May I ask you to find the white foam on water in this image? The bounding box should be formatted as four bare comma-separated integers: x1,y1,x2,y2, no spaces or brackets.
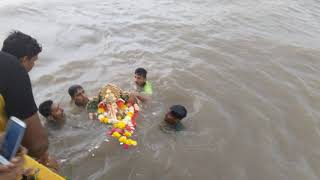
0,0,43,7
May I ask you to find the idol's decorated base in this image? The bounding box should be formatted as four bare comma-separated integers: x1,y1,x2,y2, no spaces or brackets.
86,84,140,149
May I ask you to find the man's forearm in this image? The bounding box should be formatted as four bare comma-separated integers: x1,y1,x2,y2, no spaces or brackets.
137,92,151,102
22,113,49,159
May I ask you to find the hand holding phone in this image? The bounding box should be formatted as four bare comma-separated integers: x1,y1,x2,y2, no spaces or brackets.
0,141,25,179
0,117,26,164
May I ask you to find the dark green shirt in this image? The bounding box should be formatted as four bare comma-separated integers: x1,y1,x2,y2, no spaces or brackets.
159,121,185,133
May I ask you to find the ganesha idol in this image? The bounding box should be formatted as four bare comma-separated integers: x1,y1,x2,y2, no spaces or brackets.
86,84,140,149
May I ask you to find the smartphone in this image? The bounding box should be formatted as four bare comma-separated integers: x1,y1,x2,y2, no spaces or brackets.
0,116,26,163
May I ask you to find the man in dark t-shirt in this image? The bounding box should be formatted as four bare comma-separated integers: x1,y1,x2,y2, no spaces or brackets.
0,31,49,166
160,105,187,132
0,52,38,124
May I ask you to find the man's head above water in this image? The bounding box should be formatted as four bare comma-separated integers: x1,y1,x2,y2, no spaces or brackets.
164,105,187,125
1,31,42,72
134,67,147,87
39,100,65,121
68,84,89,107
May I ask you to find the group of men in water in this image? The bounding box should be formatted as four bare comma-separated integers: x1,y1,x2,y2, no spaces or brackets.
0,31,187,179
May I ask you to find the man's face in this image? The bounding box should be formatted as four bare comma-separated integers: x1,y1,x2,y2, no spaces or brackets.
164,111,179,125
134,74,146,87
50,103,65,121
20,55,38,72
73,88,89,107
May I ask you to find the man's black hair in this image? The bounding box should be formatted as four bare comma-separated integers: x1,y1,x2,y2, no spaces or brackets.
170,105,187,120
39,100,53,118
135,68,147,78
1,31,42,59
68,84,83,98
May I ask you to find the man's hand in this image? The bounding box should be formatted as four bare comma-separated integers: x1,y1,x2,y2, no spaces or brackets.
37,151,60,172
129,90,151,103
46,157,59,172
0,133,26,179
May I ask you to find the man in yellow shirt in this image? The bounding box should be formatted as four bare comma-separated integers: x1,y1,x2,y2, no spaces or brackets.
132,68,153,102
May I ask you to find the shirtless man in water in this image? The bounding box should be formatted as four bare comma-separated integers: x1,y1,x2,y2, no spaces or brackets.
68,84,99,120
68,85,89,107
39,100,65,129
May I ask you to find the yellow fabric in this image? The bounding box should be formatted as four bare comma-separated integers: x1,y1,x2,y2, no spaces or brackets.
0,95,65,179
0,94,7,132
23,155,66,180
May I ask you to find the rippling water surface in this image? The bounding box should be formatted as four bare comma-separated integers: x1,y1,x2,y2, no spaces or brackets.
1,0,320,179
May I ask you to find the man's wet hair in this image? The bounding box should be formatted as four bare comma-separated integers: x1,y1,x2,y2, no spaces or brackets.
135,68,147,78
39,100,53,118
68,84,83,98
1,31,42,59
170,105,187,120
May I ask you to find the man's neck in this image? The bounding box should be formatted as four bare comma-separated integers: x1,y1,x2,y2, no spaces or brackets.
75,102,87,108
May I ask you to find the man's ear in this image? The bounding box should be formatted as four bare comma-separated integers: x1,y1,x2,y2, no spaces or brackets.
48,115,54,121
20,56,29,64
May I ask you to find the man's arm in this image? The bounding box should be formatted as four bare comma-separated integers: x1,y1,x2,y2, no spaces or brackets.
136,92,151,102
137,81,152,102
130,91,151,103
22,113,48,159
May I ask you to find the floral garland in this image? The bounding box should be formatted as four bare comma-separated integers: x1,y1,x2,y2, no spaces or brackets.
95,84,139,149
